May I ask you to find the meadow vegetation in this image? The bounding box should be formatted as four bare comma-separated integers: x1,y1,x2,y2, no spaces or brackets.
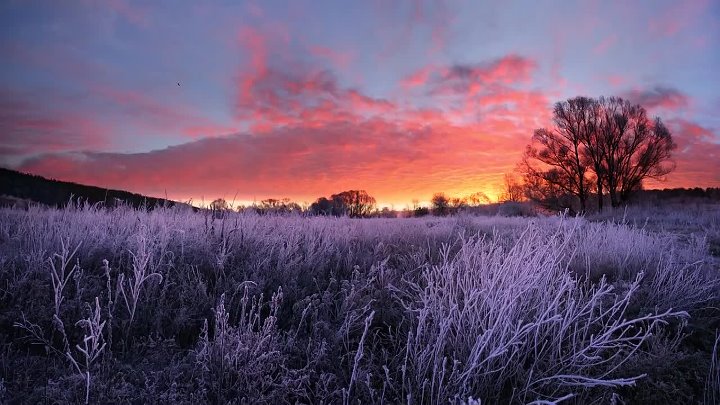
0,202,718,404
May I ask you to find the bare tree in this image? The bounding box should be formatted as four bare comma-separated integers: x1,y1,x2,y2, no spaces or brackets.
522,96,676,211
450,197,467,211
522,99,592,212
466,191,491,206
570,97,605,211
431,193,450,216
595,97,676,207
256,198,302,214
411,199,420,211
309,197,334,216
521,167,581,214
329,190,377,217
499,174,524,203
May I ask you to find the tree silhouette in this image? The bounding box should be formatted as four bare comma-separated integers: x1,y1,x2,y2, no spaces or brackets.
310,190,376,217
499,174,524,203
593,97,676,207
330,190,376,217
309,197,334,216
431,193,450,216
522,98,592,212
256,198,302,214
450,197,468,211
465,191,491,206
522,96,676,212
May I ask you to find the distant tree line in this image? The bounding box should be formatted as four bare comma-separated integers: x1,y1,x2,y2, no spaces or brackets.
207,189,505,218
210,197,303,217
427,191,491,216
208,190,378,218
629,187,720,204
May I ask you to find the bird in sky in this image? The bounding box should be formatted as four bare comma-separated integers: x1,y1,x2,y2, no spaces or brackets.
177,82,181,86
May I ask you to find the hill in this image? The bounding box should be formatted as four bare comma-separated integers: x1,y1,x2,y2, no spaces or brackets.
0,167,189,209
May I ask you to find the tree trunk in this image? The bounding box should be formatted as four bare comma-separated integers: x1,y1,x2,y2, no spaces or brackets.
609,188,619,208
596,178,603,212
606,173,619,208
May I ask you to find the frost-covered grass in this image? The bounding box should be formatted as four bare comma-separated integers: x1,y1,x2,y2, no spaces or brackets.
0,203,718,404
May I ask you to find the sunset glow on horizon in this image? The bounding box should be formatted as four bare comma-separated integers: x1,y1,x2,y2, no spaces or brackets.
1,0,719,206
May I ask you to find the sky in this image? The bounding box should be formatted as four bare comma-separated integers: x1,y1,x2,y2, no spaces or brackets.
1,0,719,207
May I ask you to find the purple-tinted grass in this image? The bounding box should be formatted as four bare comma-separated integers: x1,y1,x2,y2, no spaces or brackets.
0,202,718,403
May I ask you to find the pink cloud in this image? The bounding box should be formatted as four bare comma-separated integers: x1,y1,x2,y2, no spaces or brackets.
647,119,720,187
2,40,233,142
90,85,234,138
238,26,269,75
309,46,354,70
346,90,395,115
401,66,434,89
430,55,537,96
593,34,618,54
234,27,402,129
622,86,690,111
606,75,625,87
0,90,109,164
648,0,709,37
182,125,238,138
7,27,557,203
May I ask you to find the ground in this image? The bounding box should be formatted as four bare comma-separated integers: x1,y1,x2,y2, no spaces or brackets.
0,203,718,404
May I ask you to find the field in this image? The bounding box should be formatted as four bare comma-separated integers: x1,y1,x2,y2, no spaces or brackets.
0,203,719,404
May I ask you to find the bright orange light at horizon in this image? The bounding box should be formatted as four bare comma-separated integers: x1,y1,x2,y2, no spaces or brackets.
166,184,504,211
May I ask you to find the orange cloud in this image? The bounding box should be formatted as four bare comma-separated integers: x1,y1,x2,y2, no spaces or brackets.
19,118,531,206
645,118,720,188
